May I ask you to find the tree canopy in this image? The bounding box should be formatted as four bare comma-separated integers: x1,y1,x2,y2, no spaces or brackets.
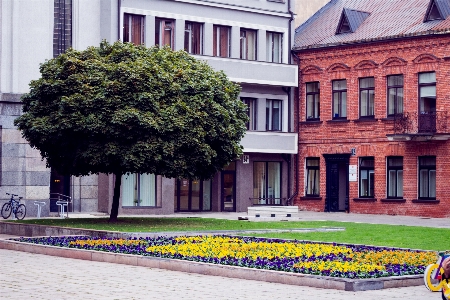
15,40,248,221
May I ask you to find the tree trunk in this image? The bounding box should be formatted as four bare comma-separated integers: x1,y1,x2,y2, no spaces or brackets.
109,172,122,222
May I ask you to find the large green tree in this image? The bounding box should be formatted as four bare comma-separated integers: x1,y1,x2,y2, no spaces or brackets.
15,41,247,222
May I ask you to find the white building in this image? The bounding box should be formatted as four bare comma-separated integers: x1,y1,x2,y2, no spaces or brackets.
0,0,335,216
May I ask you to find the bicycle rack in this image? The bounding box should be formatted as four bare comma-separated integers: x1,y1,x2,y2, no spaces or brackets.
50,193,71,219
33,201,46,219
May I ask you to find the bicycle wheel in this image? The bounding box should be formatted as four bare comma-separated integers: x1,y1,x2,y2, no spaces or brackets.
1,203,11,219
424,263,444,292
14,204,26,220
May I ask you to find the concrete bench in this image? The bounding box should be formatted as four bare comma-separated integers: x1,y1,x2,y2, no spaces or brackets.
247,206,299,220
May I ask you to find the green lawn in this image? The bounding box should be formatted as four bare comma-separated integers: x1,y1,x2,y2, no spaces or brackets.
11,217,450,251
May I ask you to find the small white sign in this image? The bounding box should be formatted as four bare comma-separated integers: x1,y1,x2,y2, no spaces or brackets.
242,155,249,164
349,165,357,182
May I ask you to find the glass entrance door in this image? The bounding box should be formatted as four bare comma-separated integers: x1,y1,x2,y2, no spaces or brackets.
221,171,235,212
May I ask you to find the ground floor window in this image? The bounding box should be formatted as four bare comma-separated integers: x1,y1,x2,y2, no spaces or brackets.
359,157,374,198
122,173,156,206
175,179,211,211
419,156,436,199
387,157,403,198
306,158,320,196
253,161,281,204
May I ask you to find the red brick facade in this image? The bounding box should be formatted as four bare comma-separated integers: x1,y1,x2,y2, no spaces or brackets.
294,35,450,218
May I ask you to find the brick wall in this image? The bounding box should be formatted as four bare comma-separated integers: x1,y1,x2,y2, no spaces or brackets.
294,34,450,218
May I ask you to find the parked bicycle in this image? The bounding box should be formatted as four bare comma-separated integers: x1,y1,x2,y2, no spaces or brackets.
1,193,26,220
424,253,450,292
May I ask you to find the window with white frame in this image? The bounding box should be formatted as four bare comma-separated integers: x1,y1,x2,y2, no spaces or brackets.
242,98,257,131
184,22,203,55
306,158,320,196
266,32,282,63
306,82,320,121
123,14,144,45
359,157,374,198
359,77,375,118
418,156,436,200
122,173,157,207
387,75,404,117
332,79,347,119
266,99,282,131
155,18,174,49
213,25,230,58
240,28,257,60
387,157,403,198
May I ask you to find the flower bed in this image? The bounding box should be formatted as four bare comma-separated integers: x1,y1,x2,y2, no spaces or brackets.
15,235,437,279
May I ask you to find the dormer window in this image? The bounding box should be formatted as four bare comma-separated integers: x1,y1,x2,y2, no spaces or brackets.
424,0,450,22
336,8,370,34
428,2,442,20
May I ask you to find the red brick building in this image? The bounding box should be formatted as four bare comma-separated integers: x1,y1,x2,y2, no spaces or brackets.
292,0,450,217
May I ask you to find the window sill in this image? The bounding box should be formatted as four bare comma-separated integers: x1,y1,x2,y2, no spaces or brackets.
327,119,350,123
300,196,322,201
353,198,377,202
354,118,378,123
380,198,406,202
299,121,323,125
381,117,395,122
411,199,440,204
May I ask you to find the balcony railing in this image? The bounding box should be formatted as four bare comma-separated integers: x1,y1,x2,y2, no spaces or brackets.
393,111,448,135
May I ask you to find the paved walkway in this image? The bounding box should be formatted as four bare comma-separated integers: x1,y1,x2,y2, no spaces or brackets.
0,248,435,300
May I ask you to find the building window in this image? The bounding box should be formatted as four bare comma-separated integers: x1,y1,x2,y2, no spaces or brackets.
306,82,320,121
242,98,257,130
266,99,282,131
175,179,211,211
359,77,375,118
387,157,403,198
213,25,230,58
122,173,156,207
253,162,282,204
184,22,203,55
419,72,436,113
306,158,320,196
359,157,374,198
332,79,347,119
155,18,174,49
53,0,72,58
123,14,144,45
240,29,257,60
266,32,282,63
419,156,436,199
387,75,404,117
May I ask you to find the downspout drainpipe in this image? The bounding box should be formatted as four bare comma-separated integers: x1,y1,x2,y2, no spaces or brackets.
284,0,299,205
289,50,301,206
118,0,121,40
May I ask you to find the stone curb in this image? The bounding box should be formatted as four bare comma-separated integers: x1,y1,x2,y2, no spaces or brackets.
0,238,423,291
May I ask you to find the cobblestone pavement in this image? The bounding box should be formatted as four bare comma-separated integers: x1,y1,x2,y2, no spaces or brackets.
0,249,436,300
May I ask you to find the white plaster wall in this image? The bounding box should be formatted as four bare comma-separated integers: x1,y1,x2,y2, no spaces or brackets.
73,0,102,50
1,0,53,94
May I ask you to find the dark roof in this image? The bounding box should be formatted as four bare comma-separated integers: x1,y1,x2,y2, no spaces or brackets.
294,0,450,50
